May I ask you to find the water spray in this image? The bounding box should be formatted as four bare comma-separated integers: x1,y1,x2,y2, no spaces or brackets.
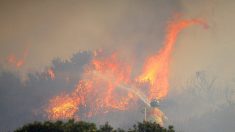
92,70,151,107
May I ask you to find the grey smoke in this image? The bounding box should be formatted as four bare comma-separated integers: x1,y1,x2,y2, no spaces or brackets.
0,51,92,131
0,0,235,132
163,71,235,132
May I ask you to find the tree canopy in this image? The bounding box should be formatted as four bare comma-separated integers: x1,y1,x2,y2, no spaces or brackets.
15,119,175,132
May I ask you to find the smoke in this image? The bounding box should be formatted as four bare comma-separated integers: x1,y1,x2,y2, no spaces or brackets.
0,51,92,130
1,0,235,132
163,71,235,132
0,0,180,73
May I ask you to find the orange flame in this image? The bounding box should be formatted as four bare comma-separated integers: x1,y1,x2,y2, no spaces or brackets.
148,108,166,126
7,55,25,68
46,54,135,120
6,48,29,68
46,94,81,120
138,18,207,100
46,17,207,124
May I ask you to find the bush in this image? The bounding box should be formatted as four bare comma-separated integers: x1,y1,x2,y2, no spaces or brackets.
15,119,174,132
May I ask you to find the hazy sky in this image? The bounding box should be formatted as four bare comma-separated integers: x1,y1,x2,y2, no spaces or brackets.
0,0,178,72
1,0,235,82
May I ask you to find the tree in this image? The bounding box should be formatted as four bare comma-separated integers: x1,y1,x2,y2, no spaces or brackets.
15,119,97,132
14,120,174,132
98,122,114,132
128,121,174,132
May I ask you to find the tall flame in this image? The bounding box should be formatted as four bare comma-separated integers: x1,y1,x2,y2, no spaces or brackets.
138,18,207,100
46,17,207,125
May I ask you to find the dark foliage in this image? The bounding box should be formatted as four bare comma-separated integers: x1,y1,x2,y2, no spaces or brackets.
128,121,174,132
15,119,174,132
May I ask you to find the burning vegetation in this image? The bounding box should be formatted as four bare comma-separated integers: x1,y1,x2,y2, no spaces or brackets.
46,17,207,126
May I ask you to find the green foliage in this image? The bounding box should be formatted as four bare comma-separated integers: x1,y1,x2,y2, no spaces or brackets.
115,128,125,132
15,119,96,132
98,122,114,132
14,120,175,132
128,121,175,132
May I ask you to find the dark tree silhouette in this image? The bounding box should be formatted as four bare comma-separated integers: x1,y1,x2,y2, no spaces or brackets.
15,120,174,132
15,119,96,132
128,121,175,132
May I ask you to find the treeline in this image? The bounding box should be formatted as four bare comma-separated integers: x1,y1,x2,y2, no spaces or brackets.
15,119,175,132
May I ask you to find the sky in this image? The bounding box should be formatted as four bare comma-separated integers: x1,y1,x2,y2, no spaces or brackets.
0,0,235,131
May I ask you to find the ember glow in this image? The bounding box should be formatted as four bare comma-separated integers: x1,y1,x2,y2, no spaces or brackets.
46,94,80,120
6,49,28,68
46,17,207,125
7,55,24,68
148,108,166,126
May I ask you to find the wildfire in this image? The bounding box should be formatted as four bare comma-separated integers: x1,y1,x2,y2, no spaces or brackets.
137,18,207,100
148,108,166,126
6,48,28,68
46,17,207,125
46,94,81,120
